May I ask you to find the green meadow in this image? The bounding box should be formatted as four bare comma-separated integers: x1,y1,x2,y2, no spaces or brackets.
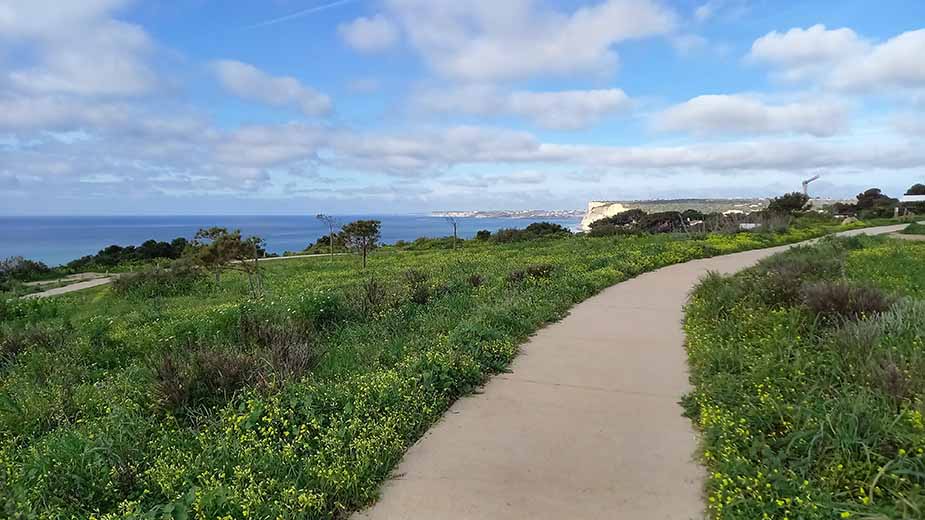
685,236,925,519
0,218,905,518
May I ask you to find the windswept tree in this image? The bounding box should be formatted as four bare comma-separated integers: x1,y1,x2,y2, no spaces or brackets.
316,214,338,259
855,188,899,218
767,192,810,215
444,216,459,250
190,227,266,294
341,220,381,269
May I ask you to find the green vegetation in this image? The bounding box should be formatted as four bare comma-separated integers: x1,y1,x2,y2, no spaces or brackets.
901,222,925,235
767,191,811,215
0,215,903,518
684,236,925,519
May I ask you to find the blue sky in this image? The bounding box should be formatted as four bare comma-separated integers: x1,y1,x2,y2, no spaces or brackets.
1,0,923,215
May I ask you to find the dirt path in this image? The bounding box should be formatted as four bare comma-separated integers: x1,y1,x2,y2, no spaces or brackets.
356,223,911,520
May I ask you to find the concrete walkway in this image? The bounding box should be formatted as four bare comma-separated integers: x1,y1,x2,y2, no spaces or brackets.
357,223,912,520
22,277,114,299
21,253,340,299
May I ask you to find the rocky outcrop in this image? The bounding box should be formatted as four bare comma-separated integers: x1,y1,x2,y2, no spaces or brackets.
580,201,631,230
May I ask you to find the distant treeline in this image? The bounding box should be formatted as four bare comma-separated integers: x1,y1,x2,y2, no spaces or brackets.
67,238,192,270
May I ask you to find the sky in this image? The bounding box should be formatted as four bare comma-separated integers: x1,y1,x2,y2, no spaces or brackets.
0,0,923,215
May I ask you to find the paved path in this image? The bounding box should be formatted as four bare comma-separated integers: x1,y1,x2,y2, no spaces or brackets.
356,223,912,520
22,277,113,299
20,253,340,299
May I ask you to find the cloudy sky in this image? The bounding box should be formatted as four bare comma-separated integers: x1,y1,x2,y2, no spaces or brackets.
1,0,923,215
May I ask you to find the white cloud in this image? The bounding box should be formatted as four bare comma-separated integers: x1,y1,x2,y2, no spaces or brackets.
0,0,159,96
338,14,399,53
693,0,749,23
830,29,925,91
383,0,675,81
653,94,849,137
749,25,925,91
749,24,868,68
211,60,332,116
417,86,632,129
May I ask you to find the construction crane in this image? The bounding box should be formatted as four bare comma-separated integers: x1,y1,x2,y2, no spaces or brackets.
802,175,820,196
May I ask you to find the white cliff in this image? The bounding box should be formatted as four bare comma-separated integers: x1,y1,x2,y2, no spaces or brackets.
580,201,632,230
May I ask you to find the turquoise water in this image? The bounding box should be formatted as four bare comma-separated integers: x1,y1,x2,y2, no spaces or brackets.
0,215,581,266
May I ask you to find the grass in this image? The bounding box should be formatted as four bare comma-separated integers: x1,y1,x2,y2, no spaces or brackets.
684,236,925,519
901,222,925,235
0,217,900,518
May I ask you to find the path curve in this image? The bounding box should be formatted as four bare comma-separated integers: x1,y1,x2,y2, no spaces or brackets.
356,223,912,520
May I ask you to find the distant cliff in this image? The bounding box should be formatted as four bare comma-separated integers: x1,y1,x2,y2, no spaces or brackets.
431,209,584,219
580,201,632,230
579,199,774,230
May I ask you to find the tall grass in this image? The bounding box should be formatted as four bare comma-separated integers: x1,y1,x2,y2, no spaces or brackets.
684,237,925,519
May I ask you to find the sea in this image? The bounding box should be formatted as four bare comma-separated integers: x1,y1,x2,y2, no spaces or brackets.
0,215,582,266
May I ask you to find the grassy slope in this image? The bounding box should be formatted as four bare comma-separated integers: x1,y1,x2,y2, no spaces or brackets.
684,236,925,519
0,220,899,519
901,222,925,235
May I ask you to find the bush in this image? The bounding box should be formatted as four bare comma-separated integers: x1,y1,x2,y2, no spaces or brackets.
751,248,844,307
767,192,810,215
0,324,66,366
467,273,486,288
154,348,257,416
526,264,555,278
492,222,572,243
0,256,51,283
802,281,893,322
403,269,431,305
111,263,205,299
475,230,492,240
506,264,555,284
347,277,392,317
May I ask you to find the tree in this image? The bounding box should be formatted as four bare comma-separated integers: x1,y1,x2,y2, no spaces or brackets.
904,183,925,213
855,188,898,218
190,227,266,294
590,208,646,228
767,192,810,215
341,220,381,269
475,230,492,241
444,216,459,250
316,214,338,259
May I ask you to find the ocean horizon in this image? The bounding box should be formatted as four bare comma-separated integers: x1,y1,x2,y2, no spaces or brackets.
0,214,582,266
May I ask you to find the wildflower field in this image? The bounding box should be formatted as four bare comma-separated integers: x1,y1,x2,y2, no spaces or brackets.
0,218,898,518
685,235,925,519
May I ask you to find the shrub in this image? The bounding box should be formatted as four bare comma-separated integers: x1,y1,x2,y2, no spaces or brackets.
154,348,257,416
492,222,572,243
526,264,555,278
111,263,205,299
0,256,51,283
294,291,345,328
802,281,893,322
751,249,844,307
506,269,526,284
506,264,554,284
467,273,486,288
475,230,492,240
403,269,431,304
347,277,391,317
767,192,810,215
637,211,682,234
